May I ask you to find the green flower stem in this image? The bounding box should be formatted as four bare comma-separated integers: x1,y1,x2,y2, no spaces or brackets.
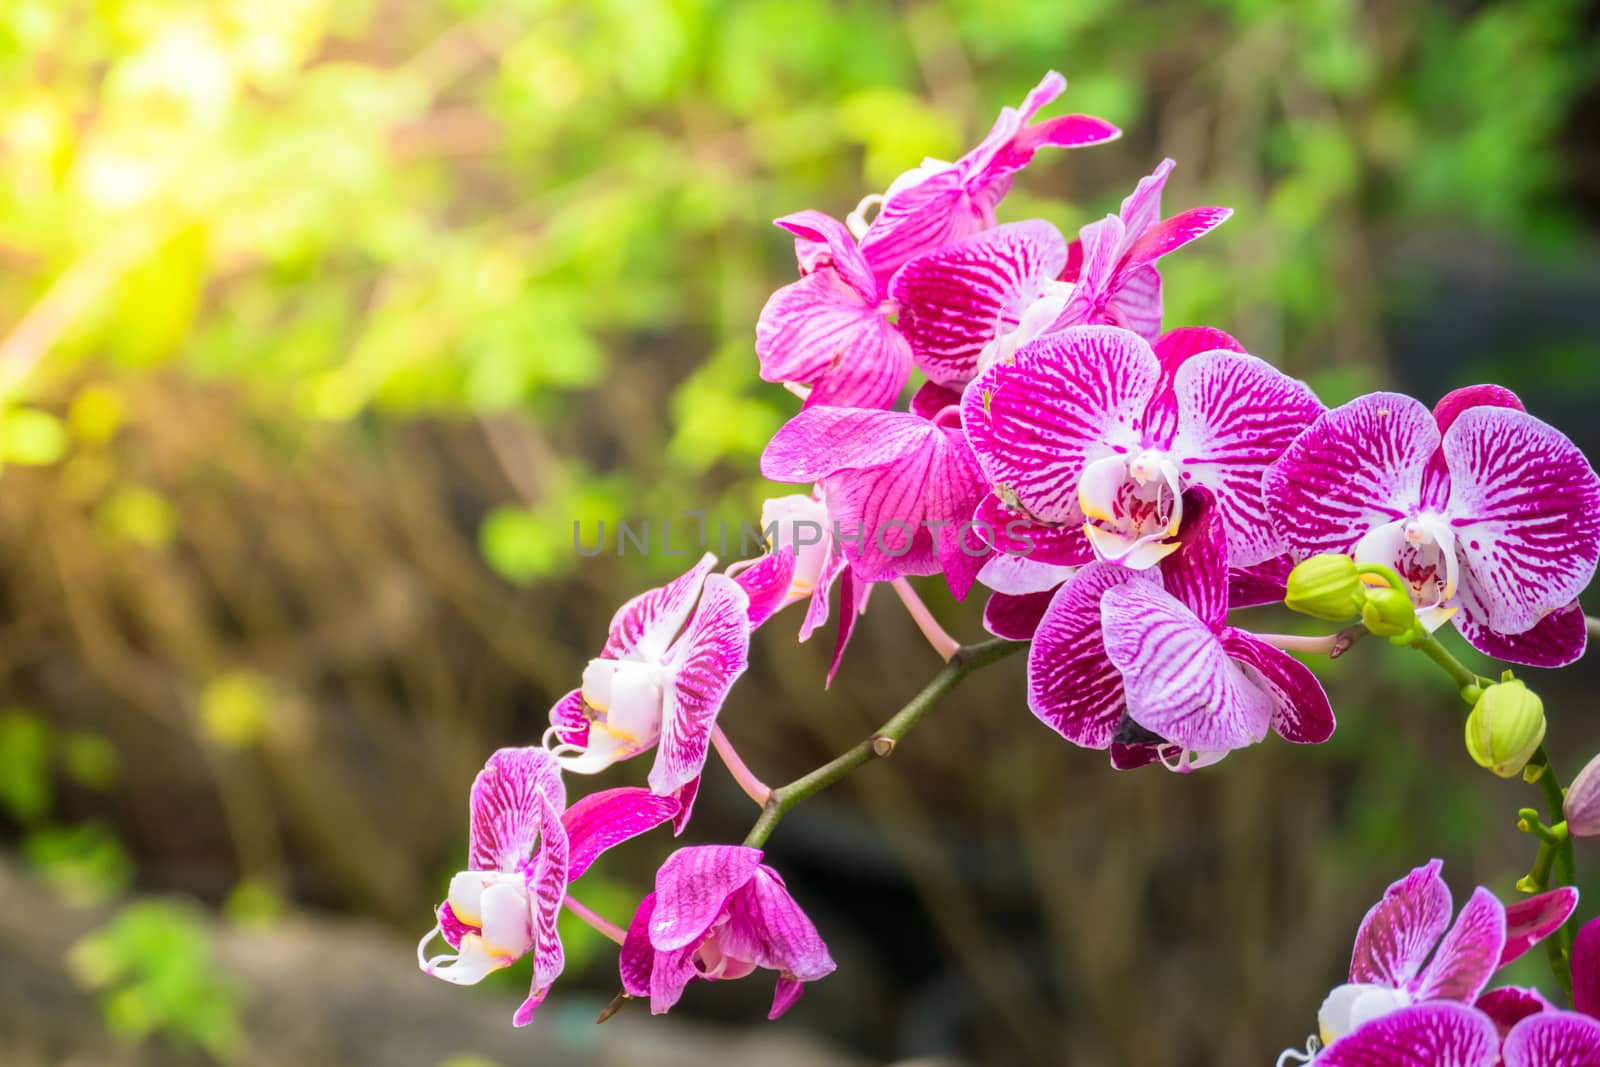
742,637,1025,850
1410,632,1578,996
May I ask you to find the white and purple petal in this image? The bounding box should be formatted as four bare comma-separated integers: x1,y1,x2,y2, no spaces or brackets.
1454,598,1587,669
1502,1011,1600,1067
1027,564,1149,748
469,747,565,874
1317,1002,1499,1067
1219,629,1335,744
1349,860,1453,989
755,270,911,411
651,574,752,796
1412,887,1506,1003
604,552,717,661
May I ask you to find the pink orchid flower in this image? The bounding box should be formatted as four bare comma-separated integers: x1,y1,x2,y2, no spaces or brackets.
417,748,679,1025
547,553,751,802
756,210,912,410
962,324,1324,572
619,845,836,1019
1049,158,1231,341
1264,387,1600,666
855,71,1119,285
761,406,990,601
1028,488,1333,771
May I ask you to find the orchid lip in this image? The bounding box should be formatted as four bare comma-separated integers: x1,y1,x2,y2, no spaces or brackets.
1354,514,1460,632
1077,450,1183,569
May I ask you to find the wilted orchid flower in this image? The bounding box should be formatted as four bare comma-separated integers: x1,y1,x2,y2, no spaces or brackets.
1308,860,1575,1050
619,845,835,1019
417,749,679,1025
756,211,912,410
1264,386,1600,667
853,71,1119,284
1048,159,1231,341
547,553,751,801
962,324,1323,571
1029,490,1333,770
762,406,990,601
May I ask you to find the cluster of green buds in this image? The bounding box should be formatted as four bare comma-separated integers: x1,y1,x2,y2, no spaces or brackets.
1463,671,1547,779
1284,554,1420,643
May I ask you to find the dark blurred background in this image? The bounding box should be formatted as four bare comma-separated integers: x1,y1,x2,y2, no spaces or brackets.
2,1,1599,1064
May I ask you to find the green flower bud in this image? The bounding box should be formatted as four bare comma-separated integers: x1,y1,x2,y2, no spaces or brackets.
1360,586,1417,639
1285,554,1366,621
1465,672,1546,779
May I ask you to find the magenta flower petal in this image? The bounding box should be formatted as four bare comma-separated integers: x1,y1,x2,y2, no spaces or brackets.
1228,553,1294,608
652,574,752,796
1125,205,1232,266
1572,916,1600,1018
774,210,876,299
1500,886,1578,967
962,325,1160,524
1155,487,1229,629
1433,384,1524,434
734,548,798,630
1265,393,1441,558
889,220,1069,386
1101,580,1273,752
1317,1002,1499,1067
1219,630,1335,744
1142,325,1245,442
561,787,681,883
469,747,565,873
619,891,658,999
1502,1011,1600,1067
1414,887,1507,1003
910,380,963,421
769,977,806,1020
756,270,912,411
1442,405,1600,636
825,565,867,688
604,552,717,661
1455,598,1586,668
984,588,1057,640
518,784,569,1024
1170,351,1325,567
1027,564,1147,748
972,494,1095,568
1349,860,1453,988
650,845,764,951
547,687,588,749
1476,986,1553,1039
720,867,837,983
669,777,700,837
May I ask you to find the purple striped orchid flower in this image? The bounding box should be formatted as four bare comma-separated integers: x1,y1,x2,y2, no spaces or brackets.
1049,158,1231,341
1301,1000,1600,1067
756,210,912,410
761,406,990,601
1264,387,1600,667
547,553,751,801
1282,859,1577,1063
417,748,679,1025
853,71,1119,285
618,845,836,1019
1028,489,1333,770
962,324,1324,572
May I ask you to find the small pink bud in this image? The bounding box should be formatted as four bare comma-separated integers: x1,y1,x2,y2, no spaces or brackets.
1565,751,1600,838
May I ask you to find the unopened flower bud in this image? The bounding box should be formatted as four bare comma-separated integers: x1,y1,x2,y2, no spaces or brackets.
1285,554,1366,621
1360,586,1416,639
1464,672,1546,779
1564,751,1600,838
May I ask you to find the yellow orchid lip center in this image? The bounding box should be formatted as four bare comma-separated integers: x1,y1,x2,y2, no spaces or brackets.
1077,449,1184,570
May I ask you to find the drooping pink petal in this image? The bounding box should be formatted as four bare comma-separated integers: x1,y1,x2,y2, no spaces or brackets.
469,747,565,874
562,787,681,883
648,941,702,1015
1500,886,1578,967
1476,986,1553,1039
1316,1002,1500,1067
604,553,717,661
618,891,658,999
735,548,798,630
1443,405,1600,636
719,867,836,984
516,784,569,1026
1228,554,1294,608
1572,916,1600,1019
1100,580,1274,753
1125,206,1232,265
649,845,763,951
1027,564,1148,748
1349,860,1454,988
756,270,911,411
769,977,806,1020
889,220,1069,386
984,588,1057,640
1220,629,1335,744
1454,598,1586,669
1264,393,1440,558
961,325,1160,524
1169,351,1326,567
1156,487,1229,630
774,210,876,301
1413,888,1507,1003
652,574,752,796
1502,1011,1600,1067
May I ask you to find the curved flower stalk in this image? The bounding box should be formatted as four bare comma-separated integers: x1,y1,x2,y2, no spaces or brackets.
1265,387,1600,666
618,845,836,1019
963,323,1323,571
1028,490,1332,770
417,748,679,1024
